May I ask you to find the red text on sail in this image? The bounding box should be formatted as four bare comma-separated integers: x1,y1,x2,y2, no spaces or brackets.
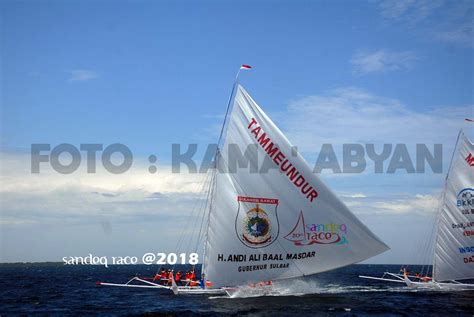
247,117,318,203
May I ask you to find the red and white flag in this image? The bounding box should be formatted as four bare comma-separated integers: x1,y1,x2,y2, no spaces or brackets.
240,64,252,70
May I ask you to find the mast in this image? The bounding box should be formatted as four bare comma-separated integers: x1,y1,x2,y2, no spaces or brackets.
216,65,251,149
202,65,251,278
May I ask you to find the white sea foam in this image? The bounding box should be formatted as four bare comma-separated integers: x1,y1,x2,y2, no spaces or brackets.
209,279,419,299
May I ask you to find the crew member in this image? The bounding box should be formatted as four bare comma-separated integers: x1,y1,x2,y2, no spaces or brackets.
421,276,432,282
175,271,182,286
199,273,206,289
161,269,167,284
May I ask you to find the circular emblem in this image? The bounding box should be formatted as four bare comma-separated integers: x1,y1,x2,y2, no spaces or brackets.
242,204,272,245
457,188,474,214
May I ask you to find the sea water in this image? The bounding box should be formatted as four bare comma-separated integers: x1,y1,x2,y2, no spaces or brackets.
1,263,472,316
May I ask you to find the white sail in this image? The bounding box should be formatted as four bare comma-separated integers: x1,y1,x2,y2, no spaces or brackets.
204,85,389,287
434,132,474,282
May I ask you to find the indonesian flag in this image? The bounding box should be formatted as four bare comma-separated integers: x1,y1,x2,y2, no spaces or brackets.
241,64,252,70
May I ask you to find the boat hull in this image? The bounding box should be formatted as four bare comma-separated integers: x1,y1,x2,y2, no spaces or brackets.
360,272,474,291
404,276,474,291
175,287,228,295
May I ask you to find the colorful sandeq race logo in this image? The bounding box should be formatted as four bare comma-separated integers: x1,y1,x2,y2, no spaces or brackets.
284,211,348,246
457,188,474,215
235,196,279,248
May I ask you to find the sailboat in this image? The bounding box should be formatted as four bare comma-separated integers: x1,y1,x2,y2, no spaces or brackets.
98,65,389,295
360,129,474,291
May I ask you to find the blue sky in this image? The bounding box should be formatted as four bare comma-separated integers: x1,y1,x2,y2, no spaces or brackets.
1,0,473,263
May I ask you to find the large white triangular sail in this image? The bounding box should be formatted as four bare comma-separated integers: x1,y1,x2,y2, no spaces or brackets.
433,131,474,282
204,85,389,287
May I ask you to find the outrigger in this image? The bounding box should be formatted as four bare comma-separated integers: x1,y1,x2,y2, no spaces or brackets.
97,275,229,295
97,274,278,296
360,269,474,291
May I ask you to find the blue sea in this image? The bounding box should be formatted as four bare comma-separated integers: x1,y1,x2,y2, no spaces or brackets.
1,263,472,316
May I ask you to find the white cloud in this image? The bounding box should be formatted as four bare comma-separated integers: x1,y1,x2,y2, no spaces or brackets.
282,86,471,152
370,194,440,215
377,0,444,22
68,69,98,81
341,192,441,216
351,49,417,75
0,152,210,226
340,193,367,199
375,0,473,47
435,23,474,46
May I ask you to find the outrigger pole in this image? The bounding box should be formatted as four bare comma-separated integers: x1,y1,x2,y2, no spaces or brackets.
97,277,170,289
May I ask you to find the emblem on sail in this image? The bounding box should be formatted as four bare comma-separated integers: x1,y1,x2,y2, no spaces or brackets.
284,211,348,246
457,188,474,215
235,196,279,248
